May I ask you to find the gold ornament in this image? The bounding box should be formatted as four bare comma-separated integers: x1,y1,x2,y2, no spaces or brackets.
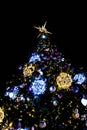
2,120,9,130
0,107,4,123
56,72,72,89
23,63,35,77
72,108,80,119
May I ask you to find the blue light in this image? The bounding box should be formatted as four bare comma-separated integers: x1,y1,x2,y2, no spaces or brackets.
41,34,46,39
73,73,86,85
20,95,25,101
61,58,65,61
5,86,19,100
26,97,30,101
53,100,58,106
71,85,79,93
31,79,46,95
9,92,14,98
29,53,41,63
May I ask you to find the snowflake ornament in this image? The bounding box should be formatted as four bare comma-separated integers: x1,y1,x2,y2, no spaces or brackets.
31,79,47,95
73,73,86,85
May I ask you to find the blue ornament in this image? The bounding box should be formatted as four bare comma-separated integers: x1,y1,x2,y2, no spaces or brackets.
49,86,56,92
29,53,41,63
5,86,19,100
73,73,86,85
31,79,46,95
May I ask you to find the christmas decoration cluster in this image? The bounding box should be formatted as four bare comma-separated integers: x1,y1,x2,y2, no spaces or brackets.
0,22,87,129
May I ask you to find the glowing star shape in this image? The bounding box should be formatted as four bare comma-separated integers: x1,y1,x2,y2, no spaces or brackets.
0,107,4,123
34,21,52,37
29,53,41,63
56,72,72,90
73,73,86,85
31,79,46,95
23,63,35,77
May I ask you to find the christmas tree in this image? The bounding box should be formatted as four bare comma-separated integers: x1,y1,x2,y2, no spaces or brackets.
0,22,87,130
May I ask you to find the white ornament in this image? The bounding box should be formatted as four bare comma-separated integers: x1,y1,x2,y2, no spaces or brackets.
81,98,87,106
39,121,46,128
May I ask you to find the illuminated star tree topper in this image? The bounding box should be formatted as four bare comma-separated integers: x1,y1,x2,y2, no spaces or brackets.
34,21,52,37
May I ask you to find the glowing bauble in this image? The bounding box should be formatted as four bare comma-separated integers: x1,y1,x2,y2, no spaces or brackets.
72,108,80,119
81,98,87,106
56,72,72,89
72,112,80,119
49,86,56,92
53,100,58,106
9,92,14,98
41,34,47,39
0,107,4,123
39,121,46,128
